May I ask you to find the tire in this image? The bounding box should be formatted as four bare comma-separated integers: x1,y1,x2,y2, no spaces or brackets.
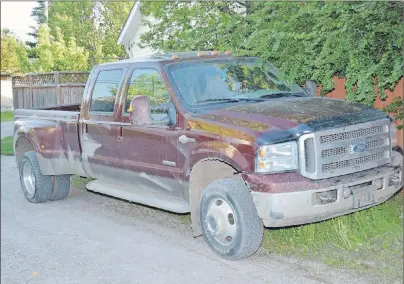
19,151,52,203
50,175,71,201
200,178,263,260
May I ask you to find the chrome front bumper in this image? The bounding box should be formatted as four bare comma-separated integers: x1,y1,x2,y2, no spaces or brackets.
250,151,403,227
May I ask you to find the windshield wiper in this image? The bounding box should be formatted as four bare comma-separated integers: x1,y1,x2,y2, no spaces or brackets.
196,98,263,104
259,92,306,99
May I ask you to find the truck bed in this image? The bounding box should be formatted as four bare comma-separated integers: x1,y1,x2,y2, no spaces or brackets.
14,103,81,122
14,105,83,175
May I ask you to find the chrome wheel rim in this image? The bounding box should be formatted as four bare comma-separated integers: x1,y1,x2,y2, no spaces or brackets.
204,197,237,246
22,161,36,198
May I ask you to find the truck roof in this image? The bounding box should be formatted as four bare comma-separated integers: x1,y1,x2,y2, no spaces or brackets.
97,51,243,67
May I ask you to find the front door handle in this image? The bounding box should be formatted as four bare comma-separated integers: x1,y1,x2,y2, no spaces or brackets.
178,135,196,144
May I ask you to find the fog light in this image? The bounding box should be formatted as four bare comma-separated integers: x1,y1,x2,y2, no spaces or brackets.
373,178,383,190
343,188,352,199
389,171,402,186
313,189,337,205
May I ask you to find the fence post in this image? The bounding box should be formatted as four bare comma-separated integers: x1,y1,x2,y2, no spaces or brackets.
55,71,61,104
29,74,34,108
12,77,18,110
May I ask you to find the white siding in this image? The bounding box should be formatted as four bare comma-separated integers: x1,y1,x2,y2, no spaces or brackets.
128,22,156,59
1,78,13,107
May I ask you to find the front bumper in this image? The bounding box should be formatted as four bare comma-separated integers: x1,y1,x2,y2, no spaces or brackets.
244,151,403,227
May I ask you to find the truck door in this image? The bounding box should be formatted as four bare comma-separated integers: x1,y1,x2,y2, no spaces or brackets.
80,66,128,180
115,66,184,199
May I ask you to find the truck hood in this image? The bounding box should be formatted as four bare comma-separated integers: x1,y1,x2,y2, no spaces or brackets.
189,97,388,139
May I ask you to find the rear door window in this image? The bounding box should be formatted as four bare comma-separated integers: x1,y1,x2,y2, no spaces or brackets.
90,69,124,113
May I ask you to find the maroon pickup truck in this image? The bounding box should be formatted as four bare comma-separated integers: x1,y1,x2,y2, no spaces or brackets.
14,52,403,260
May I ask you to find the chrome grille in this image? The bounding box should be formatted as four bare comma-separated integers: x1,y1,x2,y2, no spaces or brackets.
299,119,391,179
319,125,385,144
321,138,388,158
321,152,385,172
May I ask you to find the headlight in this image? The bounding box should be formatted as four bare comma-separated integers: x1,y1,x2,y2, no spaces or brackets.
391,122,397,148
256,142,298,173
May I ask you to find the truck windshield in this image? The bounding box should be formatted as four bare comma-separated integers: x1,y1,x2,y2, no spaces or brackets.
166,57,305,107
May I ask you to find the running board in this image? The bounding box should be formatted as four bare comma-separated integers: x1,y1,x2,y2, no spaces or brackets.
86,180,190,213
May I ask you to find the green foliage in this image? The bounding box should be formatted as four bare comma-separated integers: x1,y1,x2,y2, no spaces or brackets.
33,25,88,72
1,136,14,156
0,111,14,122
100,1,133,59
1,30,31,74
26,0,48,49
383,97,404,130
140,1,403,113
47,0,131,65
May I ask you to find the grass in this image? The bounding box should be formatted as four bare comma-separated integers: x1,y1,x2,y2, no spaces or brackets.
261,192,403,282
1,136,14,155
71,175,94,189
1,111,13,122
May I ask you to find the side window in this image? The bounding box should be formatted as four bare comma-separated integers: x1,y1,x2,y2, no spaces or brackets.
90,69,123,112
125,69,170,113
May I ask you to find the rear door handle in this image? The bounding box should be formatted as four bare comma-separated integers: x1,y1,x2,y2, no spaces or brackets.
178,135,196,144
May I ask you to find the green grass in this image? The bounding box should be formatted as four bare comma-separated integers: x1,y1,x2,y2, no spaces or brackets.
1,111,13,122
1,136,14,155
261,193,403,281
71,175,94,189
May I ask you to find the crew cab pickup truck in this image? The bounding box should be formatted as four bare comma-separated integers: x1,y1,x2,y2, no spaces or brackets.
14,51,403,260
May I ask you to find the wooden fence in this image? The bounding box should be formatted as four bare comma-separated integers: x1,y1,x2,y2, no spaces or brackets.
12,72,89,109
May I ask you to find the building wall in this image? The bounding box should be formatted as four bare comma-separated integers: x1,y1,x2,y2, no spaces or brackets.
127,22,156,59
1,77,13,107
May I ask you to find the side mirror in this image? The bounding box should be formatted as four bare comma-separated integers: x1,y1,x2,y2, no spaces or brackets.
304,80,317,96
129,96,152,125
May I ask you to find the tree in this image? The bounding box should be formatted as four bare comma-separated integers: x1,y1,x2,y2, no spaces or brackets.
1,29,30,74
47,0,132,65
32,25,88,72
47,0,101,62
140,1,403,105
100,1,133,59
26,0,48,49
140,1,247,52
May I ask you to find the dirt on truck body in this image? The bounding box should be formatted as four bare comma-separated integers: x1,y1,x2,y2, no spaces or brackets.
13,51,403,260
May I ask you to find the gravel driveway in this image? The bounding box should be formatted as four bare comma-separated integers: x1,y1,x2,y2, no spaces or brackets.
1,155,372,284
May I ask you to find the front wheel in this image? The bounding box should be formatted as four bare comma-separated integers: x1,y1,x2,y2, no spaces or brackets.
200,178,263,260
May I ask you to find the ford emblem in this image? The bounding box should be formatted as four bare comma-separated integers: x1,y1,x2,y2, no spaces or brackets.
351,143,368,153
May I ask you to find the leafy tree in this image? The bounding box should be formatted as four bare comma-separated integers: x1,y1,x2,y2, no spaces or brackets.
33,25,88,72
1,29,30,74
100,1,133,59
47,0,131,65
140,1,403,104
47,0,102,63
26,0,48,49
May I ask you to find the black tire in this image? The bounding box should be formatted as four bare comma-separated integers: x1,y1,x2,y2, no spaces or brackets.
50,175,71,201
19,151,52,203
200,178,263,260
